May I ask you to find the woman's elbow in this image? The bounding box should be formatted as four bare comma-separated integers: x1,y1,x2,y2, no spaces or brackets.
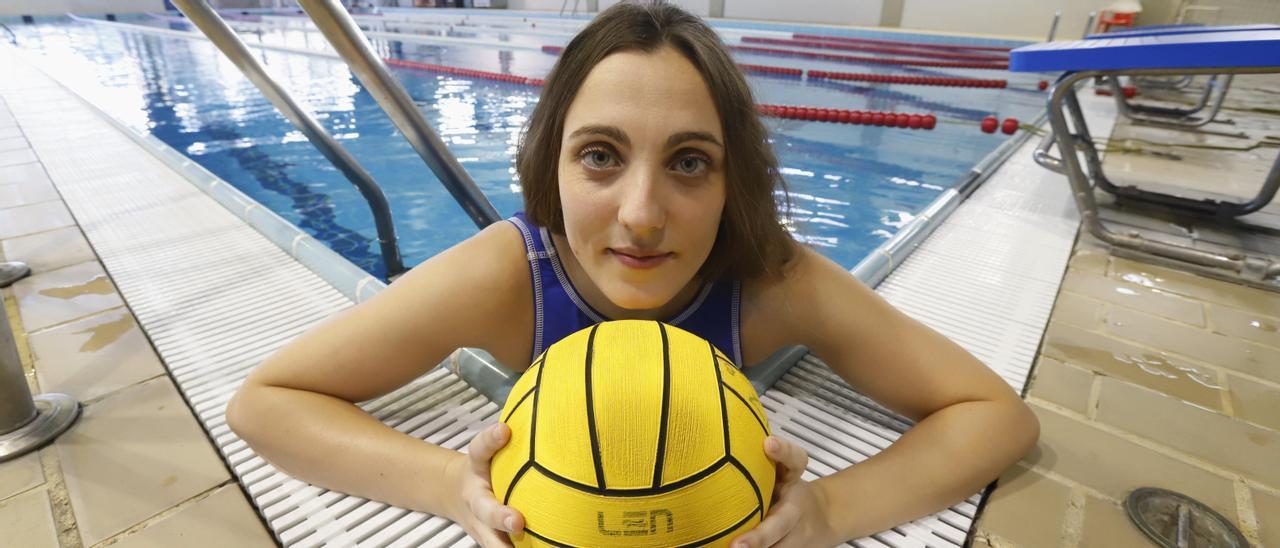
225,382,262,443
1009,397,1041,456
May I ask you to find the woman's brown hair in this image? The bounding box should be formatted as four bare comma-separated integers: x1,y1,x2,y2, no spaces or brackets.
516,0,796,282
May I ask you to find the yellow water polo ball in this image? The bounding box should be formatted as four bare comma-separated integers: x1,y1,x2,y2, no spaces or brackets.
490,320,775,547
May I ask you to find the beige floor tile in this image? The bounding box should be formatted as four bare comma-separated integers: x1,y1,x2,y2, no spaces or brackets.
1108,257,1280,322
1095,377,1280,489
975,465,1071,548
1041,322,1225,411
1227,374,1280,432
1079,495,1160,548
0,488,59,548
1050,293,1107,330
1028,357,1094,415
0,147,37,167
55,376,230,546
1062,269,1204,327
110,484,274,548
0,162,45,185
1209,304,1280,350
13,261,124,333
1255,487,1280,548
1069,245,1111,276
0,176,59,209
0,200,74,240
1105,306,1280,385
29,307,165,402
1,226,95,274
1022,403,1238,521
0,451,44,502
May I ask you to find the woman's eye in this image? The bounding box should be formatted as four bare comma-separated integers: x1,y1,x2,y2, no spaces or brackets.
579,147,617,170
673,154,710,176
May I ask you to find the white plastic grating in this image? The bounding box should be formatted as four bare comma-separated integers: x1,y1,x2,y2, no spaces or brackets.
1,41,1114,548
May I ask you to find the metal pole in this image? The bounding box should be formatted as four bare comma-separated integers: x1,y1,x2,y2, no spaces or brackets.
1083,11,1098,38
296,0,502,229
0,303,79,463
170,0,407,277
1047,10,1060,41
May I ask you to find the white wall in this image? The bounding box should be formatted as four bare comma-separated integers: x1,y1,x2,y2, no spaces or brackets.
1,0,165,16
900,0,1178,39
724,0,881,26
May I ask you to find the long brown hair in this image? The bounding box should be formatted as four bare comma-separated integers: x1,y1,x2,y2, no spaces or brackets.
517,0,796,282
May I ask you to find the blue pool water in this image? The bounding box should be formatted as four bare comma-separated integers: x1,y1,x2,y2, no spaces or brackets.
9,12,1045,279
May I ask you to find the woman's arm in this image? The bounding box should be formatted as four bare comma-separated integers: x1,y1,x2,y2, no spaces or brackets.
226,221,532,523
743,247,1039,543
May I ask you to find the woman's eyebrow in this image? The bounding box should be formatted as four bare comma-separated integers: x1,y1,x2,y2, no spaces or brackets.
666,131,722,149
567,125,629,146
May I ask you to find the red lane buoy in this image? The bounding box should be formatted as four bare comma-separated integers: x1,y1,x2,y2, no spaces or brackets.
1001,117,1018,135
923,114,937,130
980,115,998,134
1038,80,1049,90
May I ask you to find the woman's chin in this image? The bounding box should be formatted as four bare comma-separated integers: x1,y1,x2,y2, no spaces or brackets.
601,286,681,314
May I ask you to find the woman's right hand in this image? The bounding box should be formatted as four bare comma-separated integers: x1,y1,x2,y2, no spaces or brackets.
446,423,526,547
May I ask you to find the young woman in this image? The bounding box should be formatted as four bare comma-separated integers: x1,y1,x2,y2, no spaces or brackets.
226,3,1040,547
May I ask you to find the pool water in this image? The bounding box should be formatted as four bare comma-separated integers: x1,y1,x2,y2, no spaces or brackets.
8,12,1045,279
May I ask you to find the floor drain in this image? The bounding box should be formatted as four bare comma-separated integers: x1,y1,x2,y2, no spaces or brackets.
1125,487,1247,548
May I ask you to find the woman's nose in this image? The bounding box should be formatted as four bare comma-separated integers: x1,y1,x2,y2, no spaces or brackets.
615,165,666,236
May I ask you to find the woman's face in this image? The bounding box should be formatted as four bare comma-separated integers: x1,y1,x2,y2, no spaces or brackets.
557,46,727,312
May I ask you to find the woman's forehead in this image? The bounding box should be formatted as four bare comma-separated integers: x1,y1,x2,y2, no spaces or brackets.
562,47,722,141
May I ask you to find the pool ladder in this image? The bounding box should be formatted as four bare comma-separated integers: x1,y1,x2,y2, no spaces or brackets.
169,0,504,280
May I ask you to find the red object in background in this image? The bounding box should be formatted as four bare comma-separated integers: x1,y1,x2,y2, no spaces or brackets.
1038,80,1049,90
1001,118,1019,135
980,115,998,133
1096,10,1137,34
1122,85,1138,98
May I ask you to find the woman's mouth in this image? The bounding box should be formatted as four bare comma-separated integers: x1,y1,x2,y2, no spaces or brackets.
608,248,673,270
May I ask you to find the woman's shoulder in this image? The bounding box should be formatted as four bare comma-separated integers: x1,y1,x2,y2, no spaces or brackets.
738,245,876,362
380,219,534,359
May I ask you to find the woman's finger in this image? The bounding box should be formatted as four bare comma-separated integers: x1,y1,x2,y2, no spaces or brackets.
765,436,808,485
472,525,516,548
468,491,523,534
468,423,511,477
733,501,798,548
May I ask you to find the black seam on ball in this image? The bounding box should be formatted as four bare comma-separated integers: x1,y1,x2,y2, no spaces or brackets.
503,387,535,424
503,461,534,506
530,457,730,497
519,524,578,547
727,455,764,512
653,322,672,489
530,349,549,461
584,324,606,492
709,340,731,456
671,505,762,548
722,383,768,435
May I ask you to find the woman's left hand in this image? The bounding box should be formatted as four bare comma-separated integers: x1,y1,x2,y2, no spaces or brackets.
729,436,839,548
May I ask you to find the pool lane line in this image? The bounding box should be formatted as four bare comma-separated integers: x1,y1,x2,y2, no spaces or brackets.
742,36,1009,63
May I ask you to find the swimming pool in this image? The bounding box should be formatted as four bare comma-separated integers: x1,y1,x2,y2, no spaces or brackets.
6,10,1045,279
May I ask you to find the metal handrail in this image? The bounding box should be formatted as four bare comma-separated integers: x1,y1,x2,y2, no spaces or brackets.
1,23,17,45
167,0,407,278
296,0,502,230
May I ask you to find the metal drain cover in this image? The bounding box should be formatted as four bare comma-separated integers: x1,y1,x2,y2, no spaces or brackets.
1124,488,1247,548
